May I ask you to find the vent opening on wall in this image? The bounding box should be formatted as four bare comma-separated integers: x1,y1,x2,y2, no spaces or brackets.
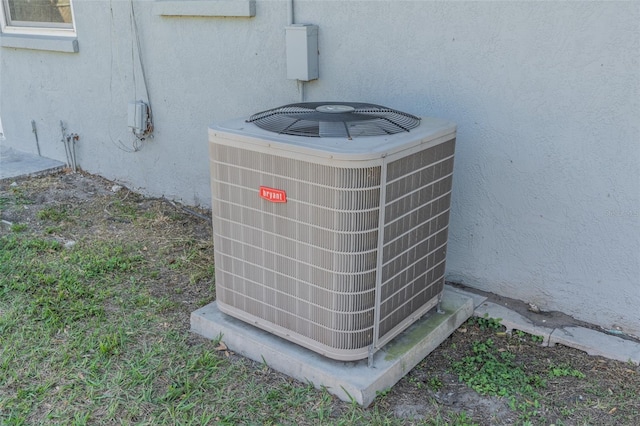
209,102,456,363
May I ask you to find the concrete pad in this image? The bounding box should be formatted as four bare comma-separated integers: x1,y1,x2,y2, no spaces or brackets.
191,286,474,407
0,146,65,180
550,327,640,365
474,301,554,346
447,285,487,309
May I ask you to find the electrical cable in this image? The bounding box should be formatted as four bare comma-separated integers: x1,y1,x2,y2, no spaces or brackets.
108,0,140,153
130,0,154,137
105,0,153,153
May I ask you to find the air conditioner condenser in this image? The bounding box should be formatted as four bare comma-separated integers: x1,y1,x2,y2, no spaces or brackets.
209,103,456,362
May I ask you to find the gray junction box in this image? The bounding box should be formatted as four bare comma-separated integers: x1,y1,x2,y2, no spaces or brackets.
285,24,319,81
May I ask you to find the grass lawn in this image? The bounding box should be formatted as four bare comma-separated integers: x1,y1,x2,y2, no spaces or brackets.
1,173,639,425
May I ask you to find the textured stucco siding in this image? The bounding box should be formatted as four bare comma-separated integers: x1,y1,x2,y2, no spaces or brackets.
1,1,638,336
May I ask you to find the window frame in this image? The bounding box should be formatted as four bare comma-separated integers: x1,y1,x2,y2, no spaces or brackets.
0,0,76,37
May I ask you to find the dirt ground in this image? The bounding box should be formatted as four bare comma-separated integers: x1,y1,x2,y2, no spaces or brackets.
1,171,639,425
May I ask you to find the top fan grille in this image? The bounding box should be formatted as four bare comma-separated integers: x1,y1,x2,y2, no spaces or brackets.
246,102,421,139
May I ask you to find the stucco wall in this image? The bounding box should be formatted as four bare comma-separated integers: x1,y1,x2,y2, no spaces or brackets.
1,1,638,336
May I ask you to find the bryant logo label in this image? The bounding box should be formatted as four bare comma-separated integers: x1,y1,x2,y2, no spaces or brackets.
259,186,287,203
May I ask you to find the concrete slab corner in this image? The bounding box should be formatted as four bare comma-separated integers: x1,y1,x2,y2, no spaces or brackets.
550,327,640,365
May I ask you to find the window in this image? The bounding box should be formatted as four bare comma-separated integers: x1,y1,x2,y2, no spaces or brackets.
1,0,75,36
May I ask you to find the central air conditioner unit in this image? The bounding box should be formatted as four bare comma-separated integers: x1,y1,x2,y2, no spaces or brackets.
209,102,456,362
